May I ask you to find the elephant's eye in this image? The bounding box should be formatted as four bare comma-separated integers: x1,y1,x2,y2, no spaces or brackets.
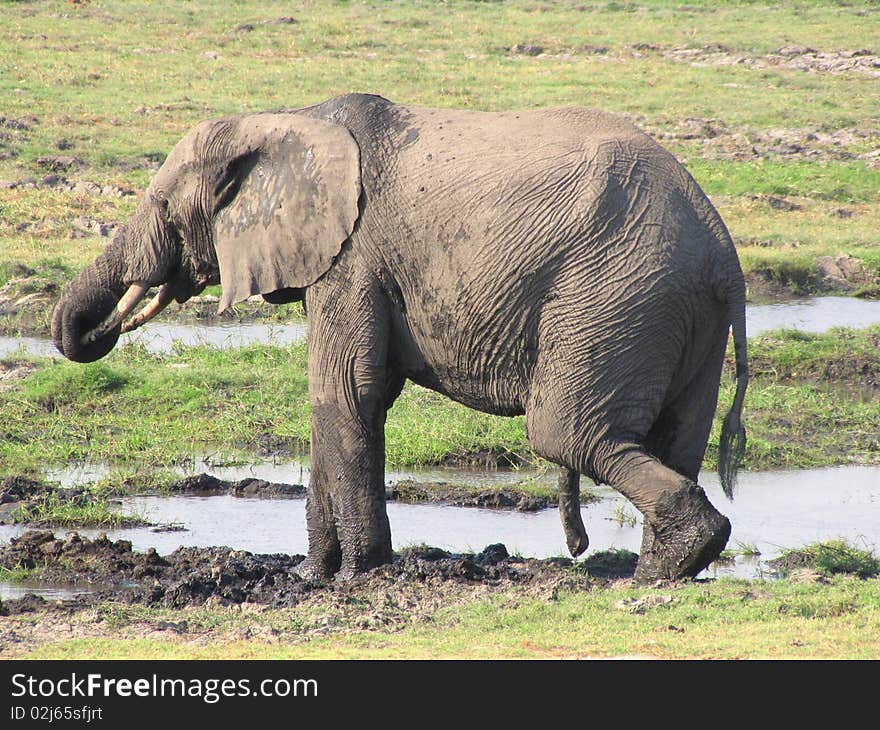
153,191,173,223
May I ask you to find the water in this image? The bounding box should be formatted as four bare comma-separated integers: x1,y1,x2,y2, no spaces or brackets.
3,465,877,598
2,297,879,359
0,319,307,359
746,297,880,337
0,580,108,602
120,321,307,353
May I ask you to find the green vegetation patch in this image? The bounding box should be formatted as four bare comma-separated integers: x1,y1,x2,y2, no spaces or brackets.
1,324,878,476
746,326,880,385
770,540,880,579
10,493,148,529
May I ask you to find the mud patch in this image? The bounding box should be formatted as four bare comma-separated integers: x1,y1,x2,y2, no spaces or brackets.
0,265,62,335
0,114,36,162
0,531,605,617
767,540,880,579
742,255,880,300
167,473,305,499
815,255,879,294
389,480,553,511
0,476,149,528
439,448,525,469
0,360,38,391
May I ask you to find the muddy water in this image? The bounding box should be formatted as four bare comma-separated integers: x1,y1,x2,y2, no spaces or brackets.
2,465,878,598
2,297,879,359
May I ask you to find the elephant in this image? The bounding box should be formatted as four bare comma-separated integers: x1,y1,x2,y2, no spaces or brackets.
52,93,748,583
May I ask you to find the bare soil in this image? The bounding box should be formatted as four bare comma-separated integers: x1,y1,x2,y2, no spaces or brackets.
645,44,880,81
651,117,880,168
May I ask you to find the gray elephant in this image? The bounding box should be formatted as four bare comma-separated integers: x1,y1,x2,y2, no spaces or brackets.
52,93,748,582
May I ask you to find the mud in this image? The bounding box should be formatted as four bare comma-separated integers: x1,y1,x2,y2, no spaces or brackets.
389,479,554,512
506,41,880,80
747,332,880,388
767,542,880,580
657,44,880,79
0,114,37,162
0,360,37,391
167,473,306,499
438,447,525,469
0,530,616,617
0,265,61,335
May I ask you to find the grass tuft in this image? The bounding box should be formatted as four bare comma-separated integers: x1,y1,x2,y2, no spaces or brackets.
771,540,880,579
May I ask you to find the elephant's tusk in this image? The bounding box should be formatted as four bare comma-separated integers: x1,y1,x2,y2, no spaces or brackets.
80,282,150,346
120,282,174,334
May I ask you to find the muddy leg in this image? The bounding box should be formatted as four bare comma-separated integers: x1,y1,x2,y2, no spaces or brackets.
558,468,589,557
592,441,730,582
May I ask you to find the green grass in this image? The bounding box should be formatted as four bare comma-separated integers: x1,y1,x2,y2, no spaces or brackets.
746,326,880,382
10,493,148,528
0,0,878,285
772,540,880,579
0,564,37,583
2,325,878,476
690,160,880,204
14,574,880,659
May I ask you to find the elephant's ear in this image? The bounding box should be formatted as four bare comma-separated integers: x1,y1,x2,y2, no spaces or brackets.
211,114,361,313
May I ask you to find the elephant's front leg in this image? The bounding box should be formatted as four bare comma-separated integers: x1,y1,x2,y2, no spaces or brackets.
296,277,395,582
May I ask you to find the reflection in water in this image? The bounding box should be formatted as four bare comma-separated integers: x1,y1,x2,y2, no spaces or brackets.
3,465,878,595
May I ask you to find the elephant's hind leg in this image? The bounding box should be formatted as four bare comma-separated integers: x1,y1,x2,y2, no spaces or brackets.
558,468,589,557
644,320,729,482
591,441,730,582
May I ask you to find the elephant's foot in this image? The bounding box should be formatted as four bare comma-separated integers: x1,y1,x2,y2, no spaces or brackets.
334,540,394,582
633,481,730,583
294,540,342,584
294,556,335,584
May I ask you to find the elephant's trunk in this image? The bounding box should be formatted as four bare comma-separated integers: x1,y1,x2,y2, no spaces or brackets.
52,237,131,363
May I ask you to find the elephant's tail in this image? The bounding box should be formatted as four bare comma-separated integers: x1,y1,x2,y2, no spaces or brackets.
718,285,748,499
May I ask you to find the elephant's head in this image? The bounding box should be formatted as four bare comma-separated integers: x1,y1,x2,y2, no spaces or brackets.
52,113,361,362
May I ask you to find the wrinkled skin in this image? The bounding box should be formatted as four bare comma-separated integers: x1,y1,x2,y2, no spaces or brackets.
52,94,748,583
